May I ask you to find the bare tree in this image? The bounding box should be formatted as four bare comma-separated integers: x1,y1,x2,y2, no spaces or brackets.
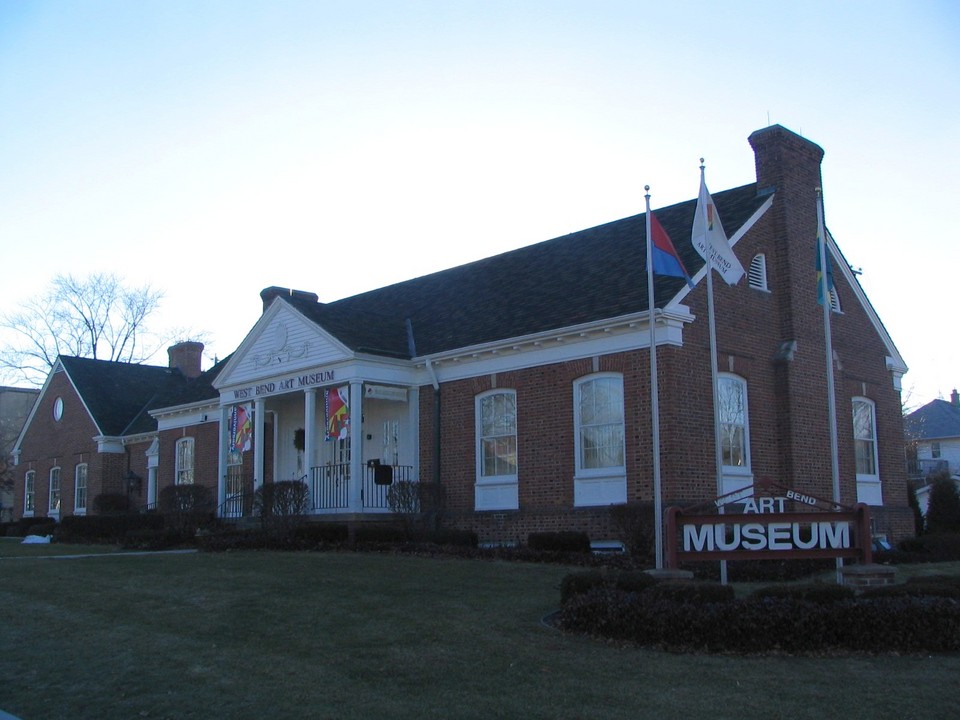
0,273,165,386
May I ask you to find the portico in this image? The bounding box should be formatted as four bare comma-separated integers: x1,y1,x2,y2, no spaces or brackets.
212,291,421,517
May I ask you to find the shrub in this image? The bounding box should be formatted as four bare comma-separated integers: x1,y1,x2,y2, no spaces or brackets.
528,531,591,553
613,569,659,595
254,480,310,537
609,503,655,564
6,517,57,537
925,472,960,534
750,583,855,604
55,514,165,544
558,587,960,654
159,484,214,538
560,570,606,605
644,581,735,605
93,493,130,515
422,528,477,547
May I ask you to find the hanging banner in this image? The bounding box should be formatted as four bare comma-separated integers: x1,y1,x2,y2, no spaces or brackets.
230,404,253,453
325,386,350,441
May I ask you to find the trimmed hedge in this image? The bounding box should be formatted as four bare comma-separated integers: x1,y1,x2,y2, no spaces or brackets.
4,517,57,537
54,514,165,544
558,583,960,654
528,531,591,553
558,586,960,654
750,582,856,604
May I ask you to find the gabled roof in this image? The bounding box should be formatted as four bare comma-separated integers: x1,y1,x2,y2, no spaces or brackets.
904,399,960,441
282,183,770,359
59,355,222,437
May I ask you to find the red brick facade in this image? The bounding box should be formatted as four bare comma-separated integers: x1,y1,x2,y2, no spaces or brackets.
419,126,910,545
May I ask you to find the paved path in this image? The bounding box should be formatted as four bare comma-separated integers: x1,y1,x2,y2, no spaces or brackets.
0,548,198,560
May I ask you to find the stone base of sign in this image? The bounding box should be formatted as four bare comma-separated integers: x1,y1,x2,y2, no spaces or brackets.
645,568,694,582
840,564,897,591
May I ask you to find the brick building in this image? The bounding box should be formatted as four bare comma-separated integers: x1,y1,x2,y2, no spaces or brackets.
12,124,910,546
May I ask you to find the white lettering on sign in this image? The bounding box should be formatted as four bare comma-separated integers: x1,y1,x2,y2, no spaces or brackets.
785,489,818,506
741,497,786,514
682,521,850,553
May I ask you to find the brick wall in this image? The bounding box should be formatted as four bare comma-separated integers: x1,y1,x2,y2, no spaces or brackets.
418,126,910,547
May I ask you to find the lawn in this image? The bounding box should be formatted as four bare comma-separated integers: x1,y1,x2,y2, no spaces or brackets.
1,546,958,720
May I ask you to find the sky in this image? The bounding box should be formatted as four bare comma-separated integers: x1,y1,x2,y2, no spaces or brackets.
1,1,958,409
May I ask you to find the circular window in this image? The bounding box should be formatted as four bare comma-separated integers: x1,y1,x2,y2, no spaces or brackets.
53,397,64,422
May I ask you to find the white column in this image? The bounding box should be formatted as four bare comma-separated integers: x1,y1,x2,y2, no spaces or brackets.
217,405,230,512
349,380,364,511
254,398,266,490
408,387,420,481
304,388,317,503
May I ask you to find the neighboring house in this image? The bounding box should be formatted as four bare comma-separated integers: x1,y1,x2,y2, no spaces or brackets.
12,124,912,544
903,391,960,515
1,386,40,522
11,343,224,521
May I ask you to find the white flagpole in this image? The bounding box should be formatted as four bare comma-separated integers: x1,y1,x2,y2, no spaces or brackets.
645,187,664,569
700,160,729,585
817,188,843,582
817,188,841,504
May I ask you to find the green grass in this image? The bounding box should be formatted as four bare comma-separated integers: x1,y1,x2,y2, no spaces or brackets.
1,549,958,720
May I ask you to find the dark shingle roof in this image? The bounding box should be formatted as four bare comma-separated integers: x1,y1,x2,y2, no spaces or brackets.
60,355,224,437
904,399,960,441
285,183,769,358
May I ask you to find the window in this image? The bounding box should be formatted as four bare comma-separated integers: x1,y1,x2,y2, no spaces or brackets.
932,441,942,459
475,390,519,510
853,398,878,477
748,254,768,291
573,374,626,506
49,467,61,513
24,470,35,515
717,375,750,471
853,397,882,505
75,463,88,514
176,438,195,485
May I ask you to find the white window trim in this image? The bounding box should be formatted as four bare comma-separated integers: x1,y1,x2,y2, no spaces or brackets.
474,389,519,511
573,373,627,507
853,397,882,505
176,437,195,485
718,374,753,492
23,470,35,517
74,463,88,515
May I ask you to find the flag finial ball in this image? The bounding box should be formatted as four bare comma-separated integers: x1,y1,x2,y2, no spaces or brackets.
644,185,650,192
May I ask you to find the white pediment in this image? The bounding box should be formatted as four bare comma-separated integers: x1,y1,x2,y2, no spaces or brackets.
214,301,352,389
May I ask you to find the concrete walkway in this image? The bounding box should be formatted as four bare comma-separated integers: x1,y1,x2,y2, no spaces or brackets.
0,548,198,560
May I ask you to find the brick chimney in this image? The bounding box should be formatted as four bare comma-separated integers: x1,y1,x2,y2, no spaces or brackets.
260,286,320,313
952,389,959,408
168,341,204,379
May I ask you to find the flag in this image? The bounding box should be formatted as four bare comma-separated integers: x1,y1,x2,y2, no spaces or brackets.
230,404,252,453
816,225,835,306
325,386,350,441
691,173,745,285
649,211,694,288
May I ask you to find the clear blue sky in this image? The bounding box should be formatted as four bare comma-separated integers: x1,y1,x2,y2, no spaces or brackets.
1,1,958,408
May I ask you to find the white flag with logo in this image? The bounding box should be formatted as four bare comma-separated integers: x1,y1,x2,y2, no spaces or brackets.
691,173,745,285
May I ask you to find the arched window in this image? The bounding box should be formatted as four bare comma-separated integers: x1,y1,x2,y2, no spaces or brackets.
573,373,626,506
475,390,519,510
176,438,195,485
